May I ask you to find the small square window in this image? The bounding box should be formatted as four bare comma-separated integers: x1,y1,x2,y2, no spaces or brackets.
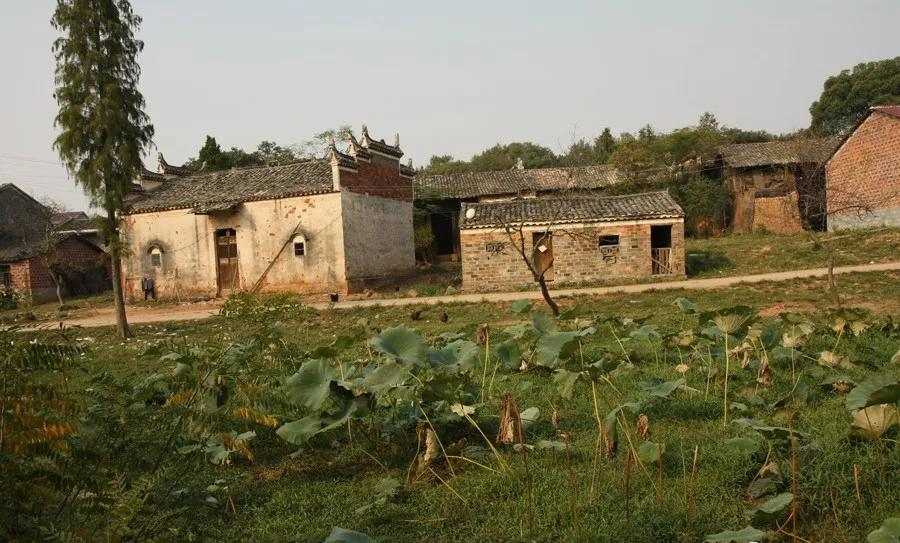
599,235,619,247
149,247,163,267
294,242,306,256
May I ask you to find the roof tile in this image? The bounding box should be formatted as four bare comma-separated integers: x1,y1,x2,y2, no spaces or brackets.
416,165,623,199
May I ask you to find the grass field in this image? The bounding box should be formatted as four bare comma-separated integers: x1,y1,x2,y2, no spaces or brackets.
4,270,899,542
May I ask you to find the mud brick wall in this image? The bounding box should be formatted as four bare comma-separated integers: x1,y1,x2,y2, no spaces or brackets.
752,192,804,234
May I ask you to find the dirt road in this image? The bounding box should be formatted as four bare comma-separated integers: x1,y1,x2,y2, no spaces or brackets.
20,261,900,330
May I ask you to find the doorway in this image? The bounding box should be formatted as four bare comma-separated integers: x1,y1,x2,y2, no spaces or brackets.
650,225,672,275
532,232,554,281
215,228,239,293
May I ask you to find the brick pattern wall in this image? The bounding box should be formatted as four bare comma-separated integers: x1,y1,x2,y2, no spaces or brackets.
752,192,804,233
5,260,30,295
460,220,685,291
826,112,900,230
727,167,796,233
339,160,413,202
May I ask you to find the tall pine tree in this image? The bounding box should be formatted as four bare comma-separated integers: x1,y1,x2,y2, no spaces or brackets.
52,0,154,338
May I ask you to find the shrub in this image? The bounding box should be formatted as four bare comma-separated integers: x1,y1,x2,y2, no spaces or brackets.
0,285,19,310
670,177,733,237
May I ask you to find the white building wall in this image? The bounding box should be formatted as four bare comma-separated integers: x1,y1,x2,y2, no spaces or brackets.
121,193,346,300
340,190,415,288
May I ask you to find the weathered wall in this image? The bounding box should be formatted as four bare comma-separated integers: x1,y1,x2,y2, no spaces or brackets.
726,167,795,233
338,160,414,201
826,112,900,231
341,191,415,291
752,192,804,234
4,260,30,299
460,219,685,291
121,193,347,300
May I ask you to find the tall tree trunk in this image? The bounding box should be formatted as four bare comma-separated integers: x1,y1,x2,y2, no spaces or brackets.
52,271,64,310
537,276,560,316
106,207,131,338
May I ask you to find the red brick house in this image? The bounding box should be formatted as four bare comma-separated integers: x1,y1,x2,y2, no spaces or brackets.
825,105,900,231
458,191,685,291
0,184,108,304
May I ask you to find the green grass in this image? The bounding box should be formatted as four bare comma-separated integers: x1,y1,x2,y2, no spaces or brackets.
684,227,900,278
11,270,899,542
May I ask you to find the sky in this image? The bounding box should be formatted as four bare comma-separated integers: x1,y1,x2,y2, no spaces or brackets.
1,1,898,211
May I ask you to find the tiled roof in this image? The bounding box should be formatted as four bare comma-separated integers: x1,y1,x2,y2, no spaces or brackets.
0,232,98,263
124,159,335,214
157,153,195,176
718,138,839,169
460,191,684,229
416,165,624,199
873,105,900,119
51,211,97,233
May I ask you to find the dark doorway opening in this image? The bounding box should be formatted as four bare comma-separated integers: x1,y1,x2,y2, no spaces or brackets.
650,225,673,275
431,212,455,256
215,228,239,294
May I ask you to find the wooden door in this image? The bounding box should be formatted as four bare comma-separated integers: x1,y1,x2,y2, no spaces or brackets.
532,232,554,281
215,228,239,293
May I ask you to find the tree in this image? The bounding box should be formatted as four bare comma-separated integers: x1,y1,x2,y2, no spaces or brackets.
52,0,154,338
810,57,900,135
470,142,558,171
296,125,354,159
420,154,471,175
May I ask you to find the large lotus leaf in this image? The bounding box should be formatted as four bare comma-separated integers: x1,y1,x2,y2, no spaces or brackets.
726,437,761,455
637,441,665,463
370,326,427,366
494,340,524,370
553,369,581,400
603,402,641,451
362,363,407,394
818,350,852,369
427,340,479,372
747,476,782,500
502,322,534,340
645,378,686,400
850,404,900,439
846,373,900,411
534,331,579,368
674,297,700,315
535,439,566,451
510,300,533,314
531,310,557,335
704,526,766,543
318,395,370,436
629,324,661,342
713,314,752,335
276,415,322,445
285,358,334,410
324,527,377,543
746,492,793,525
867,517,900,543
558,304,585,321
520,407,540,429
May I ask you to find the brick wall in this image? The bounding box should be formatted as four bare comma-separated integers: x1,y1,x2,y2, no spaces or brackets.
826,111,900,230
27,236,107,303
460,220,685,291
339,160,413,202
5,260,31,296
752,192,804,233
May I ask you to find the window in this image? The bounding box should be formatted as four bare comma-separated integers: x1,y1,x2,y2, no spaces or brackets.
294,242,306,256
149,246,163,267
1,265,11,288
599,235,619,247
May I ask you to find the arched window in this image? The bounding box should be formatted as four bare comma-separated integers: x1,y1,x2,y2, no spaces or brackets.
149,246,164,267
293,234,306,257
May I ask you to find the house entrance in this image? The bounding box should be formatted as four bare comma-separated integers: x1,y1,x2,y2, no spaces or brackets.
532,232,554,281
650,225,673,275
215,228,239,293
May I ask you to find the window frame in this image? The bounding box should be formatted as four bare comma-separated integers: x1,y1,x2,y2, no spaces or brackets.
149,246,163,268
598,234,620,247
1,264,11,288
294,241,306,257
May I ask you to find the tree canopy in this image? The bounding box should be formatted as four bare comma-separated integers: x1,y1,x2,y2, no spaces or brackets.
810,57,900,135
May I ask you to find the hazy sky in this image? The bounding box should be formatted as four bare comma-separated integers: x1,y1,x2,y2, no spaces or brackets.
1,1,898,210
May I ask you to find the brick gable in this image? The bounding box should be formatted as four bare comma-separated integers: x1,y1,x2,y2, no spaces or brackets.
826,111,900,230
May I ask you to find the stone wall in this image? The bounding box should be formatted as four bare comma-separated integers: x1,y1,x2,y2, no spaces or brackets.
726,167,796,233
826,111,900,231
121,193,347,300
460,219,685,291
341,191,415,291
752,192,804,234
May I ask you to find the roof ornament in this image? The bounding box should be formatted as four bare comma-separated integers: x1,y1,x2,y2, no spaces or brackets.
515,157,525,170
361,123,370,141
394,133,400,148
407,158,413,168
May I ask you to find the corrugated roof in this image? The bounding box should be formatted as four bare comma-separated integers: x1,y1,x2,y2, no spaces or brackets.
416,165,623,199
717,138,839,169
460,191,684,229
124,159,335,214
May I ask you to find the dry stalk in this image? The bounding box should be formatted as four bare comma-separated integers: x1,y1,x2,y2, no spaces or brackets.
500,394,535,539
687,446,699,543
562,432,580,535
829,488,849,543
853,464,862,503
789,414,799,543
624,448,633,525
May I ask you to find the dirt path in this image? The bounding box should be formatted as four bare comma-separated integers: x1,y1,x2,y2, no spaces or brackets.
20,262,900,330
